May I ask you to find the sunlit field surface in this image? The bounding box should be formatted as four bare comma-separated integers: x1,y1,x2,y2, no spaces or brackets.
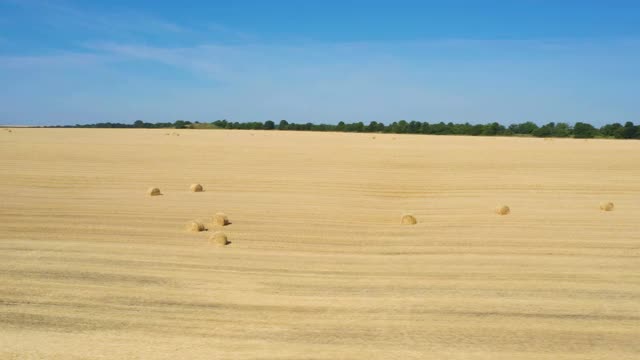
1,128,639,359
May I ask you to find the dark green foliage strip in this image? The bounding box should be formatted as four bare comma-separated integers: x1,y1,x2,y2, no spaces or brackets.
47,119,640,139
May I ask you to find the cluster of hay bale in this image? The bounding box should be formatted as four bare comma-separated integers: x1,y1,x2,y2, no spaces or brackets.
148,180,617,251
210,213,230,247
186,213,230,247
185,212,231,247
147,184,206,196
183,198,617,248
144,183,231,246
489,202,615,216
397,201,614,225
184,213,230,245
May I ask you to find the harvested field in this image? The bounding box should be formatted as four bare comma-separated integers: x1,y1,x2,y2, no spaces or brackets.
0,128,639,359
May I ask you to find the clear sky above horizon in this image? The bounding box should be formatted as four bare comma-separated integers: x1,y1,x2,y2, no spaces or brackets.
1,0,639,126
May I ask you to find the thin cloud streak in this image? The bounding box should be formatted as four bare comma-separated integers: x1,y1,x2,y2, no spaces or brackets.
83,37,640,78
3,0,259,46
0,52,113,68
4,0,189,39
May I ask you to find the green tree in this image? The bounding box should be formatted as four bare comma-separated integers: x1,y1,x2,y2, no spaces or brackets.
600,123,622,138
396,120,409,133
552,122,572,137
408,121,420,134
278,120,289,130
533,122,555,137
618,122,637,139
264,120,275,130
469,124,484,136
481,122,505,136
573,122,596,138
174,120,191,129
508,121,538,135
213,120,228,128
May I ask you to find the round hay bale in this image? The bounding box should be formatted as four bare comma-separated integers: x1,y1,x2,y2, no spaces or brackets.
190,183,204,192
599,202,614,211
147,187,161,196
213,212,229,226
209,231,229,246
401,214,417,225
187,221,205,232
495,205,510,215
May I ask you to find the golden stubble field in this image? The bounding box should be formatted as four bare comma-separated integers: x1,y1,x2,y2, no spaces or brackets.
1,128,639,359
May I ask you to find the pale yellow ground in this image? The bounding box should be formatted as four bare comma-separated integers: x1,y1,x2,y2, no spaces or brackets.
1,128,639,359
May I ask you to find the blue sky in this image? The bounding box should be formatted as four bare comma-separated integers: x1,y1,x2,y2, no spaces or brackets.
1,0,639,125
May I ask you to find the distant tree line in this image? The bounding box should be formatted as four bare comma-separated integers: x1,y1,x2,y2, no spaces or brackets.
49,119,640,139
50,119,192,129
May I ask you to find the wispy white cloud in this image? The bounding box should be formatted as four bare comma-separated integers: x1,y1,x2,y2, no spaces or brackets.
86,43,227,77
81,37,640,79
0,52,111,68
4,0,189,41
4,0,256,45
